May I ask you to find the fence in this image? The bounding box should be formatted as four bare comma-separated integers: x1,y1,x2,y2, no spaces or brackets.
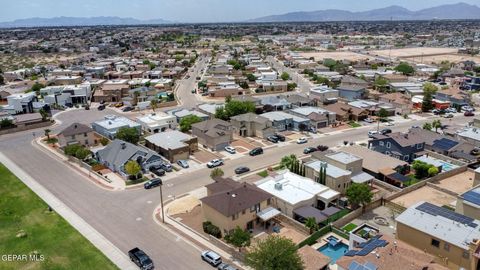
0,120,52,135
298,225,332,248
275,213,310,235
331,199,382,228
207,235,245,261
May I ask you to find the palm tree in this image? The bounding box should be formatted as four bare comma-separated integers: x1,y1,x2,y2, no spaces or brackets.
44,129,51,140
280,154,297,170
304,217,319,234
210,168,224,179
432,119,442,132
150,99,158,112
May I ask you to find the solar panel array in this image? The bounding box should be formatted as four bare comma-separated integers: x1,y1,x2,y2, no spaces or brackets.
462,189,480,207
344,236,388,257
416,202,478,228
348,261,378,270
432,138,459,151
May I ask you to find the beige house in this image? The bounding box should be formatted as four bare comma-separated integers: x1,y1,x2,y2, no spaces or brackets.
230,112,275,138
456,185,480,220
144,131,198,162
396,201,480,270
57,123,97,148
201,178,273,235
191,119,233,151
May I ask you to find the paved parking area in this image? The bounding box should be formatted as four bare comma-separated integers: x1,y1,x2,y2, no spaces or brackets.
432,170,475,195
192,149,223,163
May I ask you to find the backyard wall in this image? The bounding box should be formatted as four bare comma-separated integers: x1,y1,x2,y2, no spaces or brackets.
0,120,53,135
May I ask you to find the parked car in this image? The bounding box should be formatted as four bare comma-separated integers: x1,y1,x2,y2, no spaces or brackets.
151,169,165,177
98,104,106,111
267,135,279,143
249,147,263,156
411,125,420,129
317,145,329,152
201,250,222,267
464,111,475,117
177,160,189,168
384,121,394,126
144,178,162,189
207,159,224,168
274,134,286,142
380,128,392,135
122,106,134,112
234,166,250,174
128,247,154,270
462,105,475,112
114,102,124,108
368,130,379,138
303,147,317,154
160,163,173,172
443,113,454,118
364,118,374,123
296,137,308,144
217,263,238,270
445,107,457,113
224,146,236,154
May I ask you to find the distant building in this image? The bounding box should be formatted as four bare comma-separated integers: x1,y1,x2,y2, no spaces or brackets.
230,112,275,138
91,115,141,139
136,112,177,133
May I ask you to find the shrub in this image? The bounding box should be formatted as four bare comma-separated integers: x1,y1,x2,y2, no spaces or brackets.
202,221,222,238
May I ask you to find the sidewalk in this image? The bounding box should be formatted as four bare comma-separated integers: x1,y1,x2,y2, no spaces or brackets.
0,152,137,270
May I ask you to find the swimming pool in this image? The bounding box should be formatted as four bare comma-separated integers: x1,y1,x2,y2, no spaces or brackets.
317,241,349,264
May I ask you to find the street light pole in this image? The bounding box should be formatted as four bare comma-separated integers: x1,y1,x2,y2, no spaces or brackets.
159,179,165,223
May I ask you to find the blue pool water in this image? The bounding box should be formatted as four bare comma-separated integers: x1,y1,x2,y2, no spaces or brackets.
317,242,349,264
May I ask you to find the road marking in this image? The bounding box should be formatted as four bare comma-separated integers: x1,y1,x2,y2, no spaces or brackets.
147,200,152,204
136,217,142,221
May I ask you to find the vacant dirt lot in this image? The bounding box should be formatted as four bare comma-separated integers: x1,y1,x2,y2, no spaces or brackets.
299,51,373,61
392,185,456,208
403,54,480,64
370,47,458,58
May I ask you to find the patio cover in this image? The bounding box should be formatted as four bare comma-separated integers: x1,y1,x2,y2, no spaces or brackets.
256,207,281,222
321,206,341,217
387,172,410,183
293,206,328,223
351,172,375,184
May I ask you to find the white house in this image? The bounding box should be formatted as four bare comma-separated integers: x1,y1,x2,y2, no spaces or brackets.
136,112,177,133
91,115,141,139
2,92,38,114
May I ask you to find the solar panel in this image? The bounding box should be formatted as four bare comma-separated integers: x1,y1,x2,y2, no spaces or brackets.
433,138,459,151
416,202,478,228
344,250,357,257
365,262,378,270
462,190,480,206
348,261,361,270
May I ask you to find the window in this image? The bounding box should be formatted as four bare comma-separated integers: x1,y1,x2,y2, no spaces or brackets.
71,135,75,140
404,155,409,161
463,250,469,259
85,140,89,145
431,239,440,248
444,243,450,251
84,133,87,137
267,198,271,206
242,209,245,215
386,142,391,148
417,143,423,149
232,214,239,220
250,205,256,213
379,141,384,146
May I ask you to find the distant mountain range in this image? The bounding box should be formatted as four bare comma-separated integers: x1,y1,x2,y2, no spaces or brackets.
0,16,172,28
249,2,480,22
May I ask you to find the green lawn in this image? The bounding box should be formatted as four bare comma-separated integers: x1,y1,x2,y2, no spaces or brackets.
257,170,269,177
348,121,361,128
0,163,118,270
341,223,358,233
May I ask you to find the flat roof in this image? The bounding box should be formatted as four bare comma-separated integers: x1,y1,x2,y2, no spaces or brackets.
94,115,139,129
255,170,336,205
261,111,309,123
290,106,331,116
396,201,480,250
305,160,351,178
460,185,480,208
145,130,193,150
326,151,361,164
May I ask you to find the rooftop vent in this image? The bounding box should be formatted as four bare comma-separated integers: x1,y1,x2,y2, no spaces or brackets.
274,182,283,190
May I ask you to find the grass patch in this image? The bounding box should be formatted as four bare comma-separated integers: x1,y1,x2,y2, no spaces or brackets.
0,163,118,270
126,177,148,186
341,223,357,233
257,170,269,178
404,175,421,187
348,121,361,128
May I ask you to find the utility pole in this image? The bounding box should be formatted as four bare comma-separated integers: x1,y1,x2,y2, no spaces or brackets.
159,179,165,223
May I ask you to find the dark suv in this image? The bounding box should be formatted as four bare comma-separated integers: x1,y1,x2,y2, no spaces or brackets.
144,178,162,189
249,147,263,156
128,247,154,270
274,134,286,142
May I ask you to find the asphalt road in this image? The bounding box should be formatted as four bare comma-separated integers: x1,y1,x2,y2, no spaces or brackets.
175,56,210,109
267,55,314,94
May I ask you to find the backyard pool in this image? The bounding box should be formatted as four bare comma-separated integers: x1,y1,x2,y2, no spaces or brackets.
317,241,349,264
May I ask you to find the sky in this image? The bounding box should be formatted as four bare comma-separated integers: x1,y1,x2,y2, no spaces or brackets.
1,0,480,23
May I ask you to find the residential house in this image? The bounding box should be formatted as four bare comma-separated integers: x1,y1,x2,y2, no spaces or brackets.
92,80,129,103
368,132,425,162
201,178,273,235
41,84,91,106
136,112,177,133
435,87,470,108
2,92,38,114
289,106,336,129
389,82,424,97
191,119,233,151
57,123,97,148
285,94,316,108
378,92,413,115
257,96,291,111
261,111,310,132
337,75,368,101
144,130,198,162
230,112,275,138
464,75,480,91
168,108,209,123
298,246,330,270
255,170,340,216
309,86,339,105
91,115,141,139
53,76,83,85
197,103,224,119
259,80,288,93
95,139,164,177
456,185,480,220
322,102,368,122
209,82,245,97
396,201,480,270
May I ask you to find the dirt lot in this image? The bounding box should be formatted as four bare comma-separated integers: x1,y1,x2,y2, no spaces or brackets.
231,139,256,151
192,149,223,163
432,170,475,195
403,54,480,64
391,186,456,208
299,51,373,61
370,47,458,58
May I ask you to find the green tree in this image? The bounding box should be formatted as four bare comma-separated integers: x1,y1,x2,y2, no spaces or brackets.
412,160,433,179
287,82,297,91
316,76,330,85
346,183,373,210
0,118,14,128
39,109,48,121
99,137,109,146
323,58,337,71
422,83,438,112
428,166,439,177
394,62,414,76
64,144,82,156
124,160,141,178
179,115,202,132
422,122,432,131
374,77,389,92
280,72,290,81
31,82,45,95
210,168,224,179
246,73,256,82
377,108,389,120
224,226,251,251
280,154,297,170
215,107,229,121
216,100,255,120
150,99,158,112
116,127,140,144
304,217,319,234
245,235,303,270
432,119,442,132
44,128,51,140
75,147,91,160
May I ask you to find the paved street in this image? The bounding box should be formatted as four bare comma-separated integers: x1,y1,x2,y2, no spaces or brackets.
175,56,210,109
267,55,314,94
